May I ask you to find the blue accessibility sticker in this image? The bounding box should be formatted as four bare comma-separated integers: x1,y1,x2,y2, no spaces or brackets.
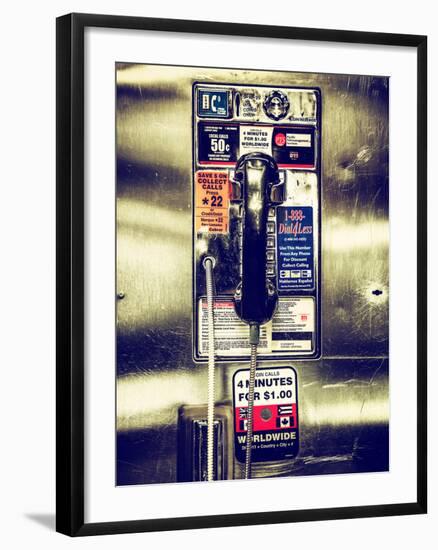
197,89,230,118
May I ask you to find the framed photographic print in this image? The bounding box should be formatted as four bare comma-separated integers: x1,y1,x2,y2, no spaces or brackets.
56,13,427,536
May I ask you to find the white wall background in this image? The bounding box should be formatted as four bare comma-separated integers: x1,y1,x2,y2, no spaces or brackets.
0,1,434,548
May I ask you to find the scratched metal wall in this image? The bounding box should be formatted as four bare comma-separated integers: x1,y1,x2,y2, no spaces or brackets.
116,64,389,485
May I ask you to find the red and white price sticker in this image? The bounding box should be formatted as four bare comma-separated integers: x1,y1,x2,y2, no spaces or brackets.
233,366,299,463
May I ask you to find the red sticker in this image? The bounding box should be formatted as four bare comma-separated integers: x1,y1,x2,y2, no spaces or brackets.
274,132,286,146
233,366,299,463
195,170,230,234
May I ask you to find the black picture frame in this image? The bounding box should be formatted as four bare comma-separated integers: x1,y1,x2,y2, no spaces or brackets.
56,12,427,537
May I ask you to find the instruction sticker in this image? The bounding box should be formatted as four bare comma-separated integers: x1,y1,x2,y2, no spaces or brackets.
198,296,314,357
233,366,299,462
272,127,315,168
198,123,239,165
271,297,315,352
277,206,314,290
195,171,230,234
198,298,271,356
239,125,273,156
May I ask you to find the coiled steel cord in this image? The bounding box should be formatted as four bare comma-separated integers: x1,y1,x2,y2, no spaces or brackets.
203,257,216,482
244,324,260,480
244,343,258,479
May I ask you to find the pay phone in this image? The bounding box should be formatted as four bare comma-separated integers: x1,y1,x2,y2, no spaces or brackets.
116,65,390,489
179,83,322,482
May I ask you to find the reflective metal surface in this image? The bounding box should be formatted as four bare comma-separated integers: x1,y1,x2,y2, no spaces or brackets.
116,65,389,485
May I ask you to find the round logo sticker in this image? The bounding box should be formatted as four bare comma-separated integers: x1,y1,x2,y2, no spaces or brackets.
275,132,286,146
263,91,290,121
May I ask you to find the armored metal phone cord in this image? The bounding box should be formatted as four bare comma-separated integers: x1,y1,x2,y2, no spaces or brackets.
245,324,260,480
203,257,216,482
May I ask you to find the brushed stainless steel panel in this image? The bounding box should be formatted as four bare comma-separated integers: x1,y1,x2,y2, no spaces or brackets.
116,65,389,485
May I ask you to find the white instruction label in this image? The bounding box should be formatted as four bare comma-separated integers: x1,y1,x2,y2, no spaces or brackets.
198,296,314,357
198,298,271,356
286,133,312,147
271,297,315,352
239,126,273,156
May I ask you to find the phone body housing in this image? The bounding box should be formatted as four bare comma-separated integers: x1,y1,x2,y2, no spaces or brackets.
192,82,322,362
